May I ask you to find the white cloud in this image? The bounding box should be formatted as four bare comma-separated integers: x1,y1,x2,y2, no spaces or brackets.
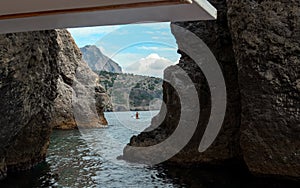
151,36,170,40
139,22,171,29
137,46,159,50
144,30,170,36
68,25,120,37
145,31,155,34
124,53,177,78
111,52,145,67
137,46,176,51
161,32,170,36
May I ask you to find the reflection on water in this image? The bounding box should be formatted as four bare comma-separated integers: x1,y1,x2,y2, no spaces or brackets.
0,111,299,187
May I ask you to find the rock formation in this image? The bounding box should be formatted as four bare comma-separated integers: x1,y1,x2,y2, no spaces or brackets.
0,29,109,179
227,0,300,178
123,0,241,165
0,30,59,179
80,45,122,73
123,0,300,180
51,30,109,129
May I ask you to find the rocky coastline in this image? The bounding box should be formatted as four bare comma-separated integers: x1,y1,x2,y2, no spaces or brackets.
0,29,109,179
0,0,299,182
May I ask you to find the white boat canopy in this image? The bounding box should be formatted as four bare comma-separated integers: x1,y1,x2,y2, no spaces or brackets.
0,0,216,34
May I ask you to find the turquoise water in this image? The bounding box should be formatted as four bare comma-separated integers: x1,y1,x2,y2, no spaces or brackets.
0,111,299,187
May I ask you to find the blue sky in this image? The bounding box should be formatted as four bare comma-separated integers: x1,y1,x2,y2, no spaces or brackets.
68,22,180,77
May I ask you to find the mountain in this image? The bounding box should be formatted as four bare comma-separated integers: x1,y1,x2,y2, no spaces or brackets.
96,71,163,111
80,45,122,73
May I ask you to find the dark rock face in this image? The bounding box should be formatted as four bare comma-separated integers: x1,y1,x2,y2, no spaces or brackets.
0,29,109,179
0,30,59,179
80,45,122,73
123,0,300,180
227,0,300,178
168,0,241,164
123,0,241,165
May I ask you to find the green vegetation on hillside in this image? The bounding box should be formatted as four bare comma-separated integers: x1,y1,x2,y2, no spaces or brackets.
95,71,163,111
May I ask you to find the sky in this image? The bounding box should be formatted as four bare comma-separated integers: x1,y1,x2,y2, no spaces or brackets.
68,22,180,78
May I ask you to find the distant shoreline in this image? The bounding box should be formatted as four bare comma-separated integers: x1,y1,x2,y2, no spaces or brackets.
105,108,160,112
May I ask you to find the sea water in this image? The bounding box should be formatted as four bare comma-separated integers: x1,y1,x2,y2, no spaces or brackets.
0,111,298,187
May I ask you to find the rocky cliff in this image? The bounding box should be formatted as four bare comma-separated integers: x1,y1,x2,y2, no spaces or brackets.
51,30,109,129
80,45,122,73
227,0,300,178
123,0,300,180
122,0,240,165
0,29,109,179
0,30,59,179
